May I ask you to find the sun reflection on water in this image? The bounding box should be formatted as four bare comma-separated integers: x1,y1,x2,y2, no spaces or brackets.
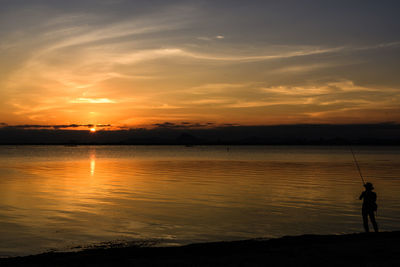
90,150,96,176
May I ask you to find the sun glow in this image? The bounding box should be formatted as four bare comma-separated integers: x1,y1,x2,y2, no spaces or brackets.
90,128,96,133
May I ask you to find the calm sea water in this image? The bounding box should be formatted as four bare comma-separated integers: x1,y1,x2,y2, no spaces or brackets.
0,145,399,256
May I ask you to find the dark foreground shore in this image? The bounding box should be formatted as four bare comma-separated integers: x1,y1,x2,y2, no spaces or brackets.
2,232,400,266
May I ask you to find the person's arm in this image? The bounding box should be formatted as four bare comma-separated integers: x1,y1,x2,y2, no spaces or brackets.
359,191,365,200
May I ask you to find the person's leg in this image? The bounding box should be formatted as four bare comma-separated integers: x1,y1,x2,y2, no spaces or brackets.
369,211,379,232
362,210,369,232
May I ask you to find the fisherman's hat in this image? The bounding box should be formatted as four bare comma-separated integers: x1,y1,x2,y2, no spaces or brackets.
364,182,374,190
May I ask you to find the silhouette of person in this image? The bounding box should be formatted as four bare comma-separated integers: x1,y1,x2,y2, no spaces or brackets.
359,182,378,232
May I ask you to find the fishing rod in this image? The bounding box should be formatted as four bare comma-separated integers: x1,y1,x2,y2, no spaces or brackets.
350,146,365,185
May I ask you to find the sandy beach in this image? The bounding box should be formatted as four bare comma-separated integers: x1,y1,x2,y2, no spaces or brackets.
1,231,399,266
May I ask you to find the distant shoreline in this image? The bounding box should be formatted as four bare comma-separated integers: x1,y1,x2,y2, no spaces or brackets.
2,232,400,266
1,123,400,146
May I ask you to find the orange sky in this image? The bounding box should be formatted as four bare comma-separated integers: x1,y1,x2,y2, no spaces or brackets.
1,1,400,128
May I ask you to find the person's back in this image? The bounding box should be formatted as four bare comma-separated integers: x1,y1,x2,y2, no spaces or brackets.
359,182,378,232
360,190,377,211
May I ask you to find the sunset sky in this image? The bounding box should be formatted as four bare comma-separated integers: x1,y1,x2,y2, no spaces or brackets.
1,0,400,128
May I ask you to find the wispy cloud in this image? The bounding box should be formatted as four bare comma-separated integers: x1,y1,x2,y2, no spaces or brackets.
70,98,116,104
152,121,215,129
190,83,255,94
269,63,341,74
1,124,111,129
261,80,381,96
175,46,344,62
196,35,225,41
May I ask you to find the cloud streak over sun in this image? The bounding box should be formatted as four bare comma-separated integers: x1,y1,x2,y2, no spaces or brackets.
1,1,400,126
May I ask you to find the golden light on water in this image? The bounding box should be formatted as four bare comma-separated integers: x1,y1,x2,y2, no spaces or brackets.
1,145,400,256
90,153,96,176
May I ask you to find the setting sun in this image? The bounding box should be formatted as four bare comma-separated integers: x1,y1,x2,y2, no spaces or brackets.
90,128,96,133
